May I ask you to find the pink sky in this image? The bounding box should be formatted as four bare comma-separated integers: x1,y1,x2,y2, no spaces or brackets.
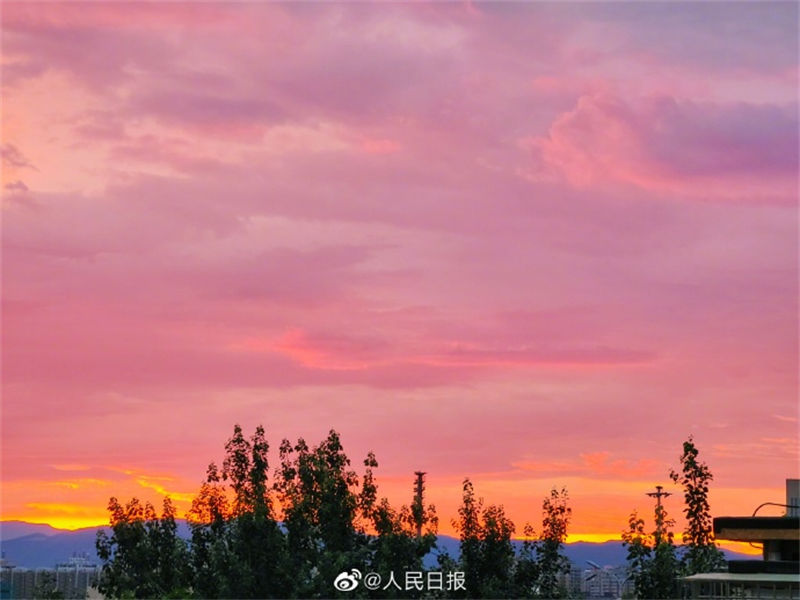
1,3,798,545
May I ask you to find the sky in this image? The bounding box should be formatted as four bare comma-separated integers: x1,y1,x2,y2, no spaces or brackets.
1,2,798,551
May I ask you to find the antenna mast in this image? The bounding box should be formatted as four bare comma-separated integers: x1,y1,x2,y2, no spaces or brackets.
413,471,426,538
646,485,672,543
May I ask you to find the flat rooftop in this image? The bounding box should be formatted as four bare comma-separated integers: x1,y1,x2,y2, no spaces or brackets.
684,573,800,584
714,516,800,542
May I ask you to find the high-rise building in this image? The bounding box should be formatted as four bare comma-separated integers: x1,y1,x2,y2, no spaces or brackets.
0,553,99,600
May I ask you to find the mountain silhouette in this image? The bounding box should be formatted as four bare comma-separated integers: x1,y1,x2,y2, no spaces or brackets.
0,520,756,570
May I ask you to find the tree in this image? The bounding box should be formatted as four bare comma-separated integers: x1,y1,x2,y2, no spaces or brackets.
273,429,373,597
453,479,482,598
669,436,725,575
102,426,446,598
96,497,190,598
367,498,438,599
622,507,679,599
622,511,650,599
186,424,291,599
223,425,292,598
364,466,438,599
512,523,539,599
187,461,231,598
98,424,604,598
478,503,517,598
452,479,516,599
536,487,571,599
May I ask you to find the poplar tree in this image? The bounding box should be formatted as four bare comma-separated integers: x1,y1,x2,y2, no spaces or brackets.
187,462,230,599
622,508,679,599
96,497,190,598
453,479,483,598
512,523,539,598
452,479,516,599
364,462,438,599
669,436,725,575
536,487,571,599
273,429,372,597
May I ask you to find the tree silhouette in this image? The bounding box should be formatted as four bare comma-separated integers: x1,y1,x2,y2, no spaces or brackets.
364,465,438,599
95,426,716,599
186,461,230,598
452,478,516,598
622,508,679,599
536,487,571,599
669,435,726,575
96,497,190,598
512,523,539,598
272,429,373,597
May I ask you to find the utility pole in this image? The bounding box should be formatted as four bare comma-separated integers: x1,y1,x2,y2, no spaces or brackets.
413,471,426,538
647,485,672,544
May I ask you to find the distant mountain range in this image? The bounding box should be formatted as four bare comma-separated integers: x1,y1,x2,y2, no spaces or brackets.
0,520,756,570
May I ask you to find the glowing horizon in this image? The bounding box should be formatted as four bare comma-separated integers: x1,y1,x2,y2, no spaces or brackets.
0,517,765,559
1,1,797,555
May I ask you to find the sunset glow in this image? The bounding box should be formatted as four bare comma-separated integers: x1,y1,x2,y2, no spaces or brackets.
1,1,798,550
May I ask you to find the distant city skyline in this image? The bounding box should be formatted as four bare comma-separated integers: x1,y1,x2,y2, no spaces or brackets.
1,2,797,552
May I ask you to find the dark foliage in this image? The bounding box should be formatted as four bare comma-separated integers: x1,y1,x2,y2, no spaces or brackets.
536,487,571,599
621,510,679,599
97,427,717,599
96,497,190,598
669,436,726,575
623,437,724,598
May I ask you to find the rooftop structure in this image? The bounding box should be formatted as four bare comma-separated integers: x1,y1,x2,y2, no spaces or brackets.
684,479,800,600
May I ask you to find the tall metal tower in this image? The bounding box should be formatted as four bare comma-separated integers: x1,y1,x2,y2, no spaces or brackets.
647,485,672,543
413,471,426,538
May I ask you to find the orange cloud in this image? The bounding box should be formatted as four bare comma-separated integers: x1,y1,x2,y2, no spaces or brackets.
135,477,195,503
50,464,92,471
49,478,111,490
512,453,662,480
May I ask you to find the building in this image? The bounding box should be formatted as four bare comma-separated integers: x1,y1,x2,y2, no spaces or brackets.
684,478,800,599
0,553,100,600
54,553,100,599
562,562,585,597
582,563,634,599
0,555,16,600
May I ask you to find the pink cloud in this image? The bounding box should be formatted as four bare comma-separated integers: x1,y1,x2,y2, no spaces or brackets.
242,328,391,370
360,138,401,155
1,2,797,534
531,93,798,199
